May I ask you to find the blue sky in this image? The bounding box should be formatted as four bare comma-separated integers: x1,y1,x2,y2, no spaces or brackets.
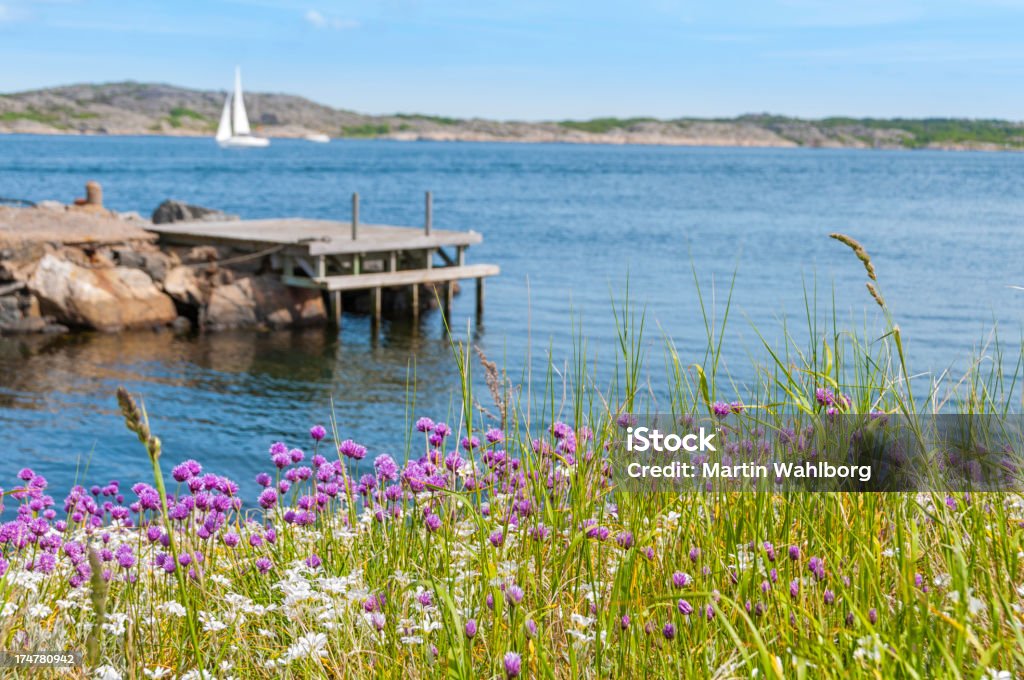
1,0,1024,120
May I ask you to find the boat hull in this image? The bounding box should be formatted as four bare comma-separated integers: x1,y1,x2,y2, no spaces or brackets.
217,135,270,148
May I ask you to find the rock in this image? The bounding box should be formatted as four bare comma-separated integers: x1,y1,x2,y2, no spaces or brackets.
142,251,173,283
28,254,177,331
0,295,21,325
112,247,146,269
163,265,205,307
152,200,239,225
0,316,46,334
184,245,220,263
171,316,192,334
203,275,326,330
35,200,65,211
205,279,258,330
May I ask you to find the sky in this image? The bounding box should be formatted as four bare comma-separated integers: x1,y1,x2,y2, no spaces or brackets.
1,0,1024,120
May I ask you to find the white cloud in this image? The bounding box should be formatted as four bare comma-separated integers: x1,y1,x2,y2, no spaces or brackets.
304,8,358,30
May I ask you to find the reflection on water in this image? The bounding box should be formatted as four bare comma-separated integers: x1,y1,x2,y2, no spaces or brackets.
0,315,477,500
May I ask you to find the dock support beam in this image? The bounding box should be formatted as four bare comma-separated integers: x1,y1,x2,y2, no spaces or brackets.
351,192,359,240
330,291,342,325
425,191,432,236
372,287,382,326
475,277,484,321
443,282,453,317
411,284,419,321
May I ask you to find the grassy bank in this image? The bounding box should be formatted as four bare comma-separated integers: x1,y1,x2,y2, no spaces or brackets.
0,236,1022,678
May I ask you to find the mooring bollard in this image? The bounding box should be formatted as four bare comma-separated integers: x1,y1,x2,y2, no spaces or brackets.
425,191,432,236
351,192,360,240
85,181,103,207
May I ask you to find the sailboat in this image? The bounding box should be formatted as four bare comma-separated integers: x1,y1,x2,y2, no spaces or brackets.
215,68,270,148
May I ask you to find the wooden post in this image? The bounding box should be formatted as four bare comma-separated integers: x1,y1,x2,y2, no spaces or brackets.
351,192,359,240
411,284,419,321
443,282,453,317
457,246,465,266
425,191,432,236
475,277,484,321
372,287,382,325
331,291,342,324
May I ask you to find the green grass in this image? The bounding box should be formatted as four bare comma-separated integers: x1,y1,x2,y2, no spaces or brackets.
558,117,659,134
165,107,209,129
393,113,464,126
342,123,392,137
0,109,63,125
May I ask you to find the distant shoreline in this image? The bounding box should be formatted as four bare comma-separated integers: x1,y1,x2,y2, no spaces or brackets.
1,129,1021,152
3,81,1024,151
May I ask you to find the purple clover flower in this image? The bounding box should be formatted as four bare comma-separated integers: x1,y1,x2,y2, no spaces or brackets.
711,401,731,418
339,439,367,460
503,652,521,679
309,425,327,441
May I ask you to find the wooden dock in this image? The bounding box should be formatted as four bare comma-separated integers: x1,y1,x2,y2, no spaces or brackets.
149,193,499,325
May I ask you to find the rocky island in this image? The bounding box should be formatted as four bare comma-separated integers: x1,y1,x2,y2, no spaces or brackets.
2,82,1023,150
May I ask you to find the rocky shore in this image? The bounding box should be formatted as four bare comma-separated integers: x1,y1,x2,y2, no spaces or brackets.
0,187,328,337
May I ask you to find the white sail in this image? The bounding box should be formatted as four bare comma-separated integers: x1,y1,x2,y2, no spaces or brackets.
215,67,269,148
215,94,232,141
231,67,251,136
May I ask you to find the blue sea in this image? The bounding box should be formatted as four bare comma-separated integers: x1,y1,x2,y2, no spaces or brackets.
1,135,1023,497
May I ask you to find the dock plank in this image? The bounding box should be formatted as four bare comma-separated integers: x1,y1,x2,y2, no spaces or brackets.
283,264,500,291
149,218,482,256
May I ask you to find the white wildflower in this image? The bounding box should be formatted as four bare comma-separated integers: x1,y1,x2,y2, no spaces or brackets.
27,603,51,619
143,668,171,679
282,632,329,663
102,612,130,636
93,665,122,680
158,601,187,618
198,611,227,632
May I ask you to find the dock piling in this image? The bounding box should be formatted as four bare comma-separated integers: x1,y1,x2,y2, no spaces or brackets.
372,287,382,325
425,191,432,236
330,291,342,324
351,192,360,240
475,277,484,321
